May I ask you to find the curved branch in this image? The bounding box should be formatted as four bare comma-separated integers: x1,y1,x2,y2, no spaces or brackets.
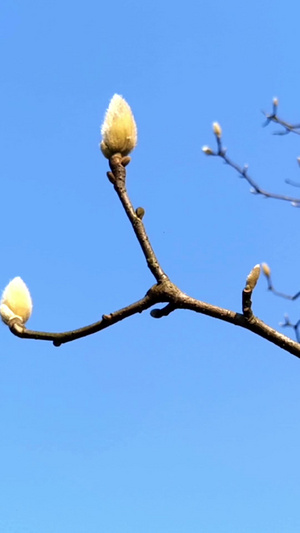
9,290,162,346
262,268,300,301
175,292,300,358
10,279,300,357
5,142,300,359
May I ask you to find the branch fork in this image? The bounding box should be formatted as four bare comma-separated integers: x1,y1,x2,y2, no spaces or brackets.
4,98,300,358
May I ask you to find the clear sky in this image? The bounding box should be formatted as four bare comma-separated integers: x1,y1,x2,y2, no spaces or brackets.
1,1,300,531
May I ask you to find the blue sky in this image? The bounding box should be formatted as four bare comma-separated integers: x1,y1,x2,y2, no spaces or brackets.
1,1,300,531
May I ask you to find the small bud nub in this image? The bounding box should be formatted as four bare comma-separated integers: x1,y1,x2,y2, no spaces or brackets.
136,207,145,219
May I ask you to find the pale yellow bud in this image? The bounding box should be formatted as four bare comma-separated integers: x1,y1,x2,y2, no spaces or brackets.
261,262,271,278
0,277,32,325
273,97,279,107
212,122,222,138
246,264,261,291
100,94,137,159
202,145,214,155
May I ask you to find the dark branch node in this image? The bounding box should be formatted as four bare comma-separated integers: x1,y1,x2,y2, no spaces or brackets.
150,304,176,319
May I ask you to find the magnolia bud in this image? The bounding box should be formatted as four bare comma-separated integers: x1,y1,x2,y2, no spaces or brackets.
202,145,214,155
261,263,271,278
273,97,279,107
212,122,222,138
0,277,32,325
246,264,261,291
100,94,137,159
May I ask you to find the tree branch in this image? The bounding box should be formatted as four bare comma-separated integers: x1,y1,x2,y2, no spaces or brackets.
264,273,300,301
175,293,300,358
108,154,169,283
280,315,300,343
10,278,300,357
262,97,300,135
203,139,300,206
203,99,300,206
5,114,300,358
9,289,162,346
260,264,300,341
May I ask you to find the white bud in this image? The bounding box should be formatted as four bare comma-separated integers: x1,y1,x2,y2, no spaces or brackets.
261,263,271,278
0,277,32,325
202,145,214,155
100,94,137,159
212,122,222,138
246,264,261,291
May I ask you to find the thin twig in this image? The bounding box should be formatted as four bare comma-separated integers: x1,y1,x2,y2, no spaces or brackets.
6,143,300,357
109,154,169,283
262,112,300,136
280,314,300,343
9,290,162,346
264,272,300,301
203,99,300,206
207,143,300,206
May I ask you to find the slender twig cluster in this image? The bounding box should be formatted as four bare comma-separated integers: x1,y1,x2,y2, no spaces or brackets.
279,314,300,344
261,262,300,342
262,97,300,136
261,263,300,301
1,95,300,358
203,103,300,342
203,98,300,206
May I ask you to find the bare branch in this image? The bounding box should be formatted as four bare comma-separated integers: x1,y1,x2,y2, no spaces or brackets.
203,143,300,206
280,314,300,343
108,153,169,283
9,290,161,346
203,99,300,206
175,293,300,358
4,98,300,360
262,97,300,136
8,269,300,357
261,264,300,301
261,263,300,341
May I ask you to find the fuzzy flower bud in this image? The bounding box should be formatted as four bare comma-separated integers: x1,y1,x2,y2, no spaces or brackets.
202,145,214,155
100,94,137,159
212,122,222,138
246,264,261,291
273,97,279,107
0,277,32,325
261,262,271,278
